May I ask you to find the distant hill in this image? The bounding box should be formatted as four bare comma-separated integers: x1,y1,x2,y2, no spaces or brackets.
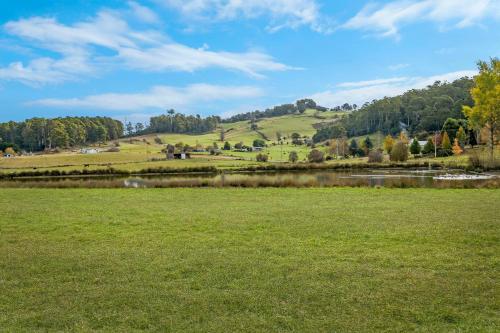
132,109,344,148
335,77,474,138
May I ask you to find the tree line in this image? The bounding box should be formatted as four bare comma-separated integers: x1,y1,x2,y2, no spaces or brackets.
130,110,221,136
221,99,329,123
0,117,123,152
332,77,475,138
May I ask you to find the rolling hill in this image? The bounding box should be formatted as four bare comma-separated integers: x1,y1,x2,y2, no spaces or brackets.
155,109,342,147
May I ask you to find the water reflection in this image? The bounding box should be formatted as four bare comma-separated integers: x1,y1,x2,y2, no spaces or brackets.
1,169,498,189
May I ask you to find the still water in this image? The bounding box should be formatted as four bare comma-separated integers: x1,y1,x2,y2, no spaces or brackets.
1,169,498,188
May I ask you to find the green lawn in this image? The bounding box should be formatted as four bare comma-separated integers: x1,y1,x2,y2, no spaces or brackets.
0,188,498,332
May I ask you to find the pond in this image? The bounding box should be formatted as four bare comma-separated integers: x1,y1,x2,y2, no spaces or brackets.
1,169,498,189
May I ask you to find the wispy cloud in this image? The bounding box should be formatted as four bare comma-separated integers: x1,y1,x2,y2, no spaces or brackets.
29,84,264,111
160,0,336,33
337,77,408,88
127,1,161,24
343,0,499,38
0,7,293,85
388,63,410,71
310,70,477,107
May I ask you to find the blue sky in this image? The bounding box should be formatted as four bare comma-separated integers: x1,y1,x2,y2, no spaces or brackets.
1,0,499,123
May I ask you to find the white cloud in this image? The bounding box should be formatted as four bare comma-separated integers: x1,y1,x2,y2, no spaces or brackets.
1,8,292,85
118,44,292,78
160,0,335,33
310,70,477,107
343,0,499,38
29,84,264,111
128,1,161,24
0,51,93,86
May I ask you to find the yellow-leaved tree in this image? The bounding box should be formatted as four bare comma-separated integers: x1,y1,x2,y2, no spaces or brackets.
383,135,394,154
463,58,499,160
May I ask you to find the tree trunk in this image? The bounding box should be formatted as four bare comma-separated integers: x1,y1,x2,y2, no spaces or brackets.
490,123,495,161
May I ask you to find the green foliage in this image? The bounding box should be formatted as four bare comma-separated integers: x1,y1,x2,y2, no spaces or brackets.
288,151,299,163
438,132,452,157
463,58,500,159
422,138,435,155
442,118,467,142
390,141,409,162
349,139,364,157
0,117,123,151
456,126,467,146
332,78,474,137
410,139,421,155
362,136,373,151
148,112,220,135
312,124,347,143
222,99,326,123
441,132,452,150
223,141,231,150
253,139,266,147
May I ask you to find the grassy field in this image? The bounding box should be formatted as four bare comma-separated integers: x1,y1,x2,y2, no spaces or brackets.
0,188,498,332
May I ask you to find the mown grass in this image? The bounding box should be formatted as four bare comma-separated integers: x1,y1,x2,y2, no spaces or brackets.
0,188,498,332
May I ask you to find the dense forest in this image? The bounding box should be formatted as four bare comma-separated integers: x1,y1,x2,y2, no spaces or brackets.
137,111,221,135
313,77,474,142
0,117,123,152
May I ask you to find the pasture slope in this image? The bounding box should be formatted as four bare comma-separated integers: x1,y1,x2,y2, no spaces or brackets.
0,109,341,172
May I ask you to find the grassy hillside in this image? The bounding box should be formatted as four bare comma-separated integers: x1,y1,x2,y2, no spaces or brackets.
157,109,341,146
1,188,498,332
0,110,340,172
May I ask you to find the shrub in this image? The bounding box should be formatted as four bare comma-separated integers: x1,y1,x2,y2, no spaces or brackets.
422,138,435,155
349,139,359,156
441,132,452,154
4,147,16,156
288,151,298,163
363,136,373,151
223,141,231,150
154,137,163,145
368,149,384,163
452,138,463,155
308,149,324,163
390,141,408,162
253,139,266,147
256,153,268,162
410,139,421,155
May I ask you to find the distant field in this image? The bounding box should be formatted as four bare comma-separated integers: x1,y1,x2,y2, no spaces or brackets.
0,108,496,174
0,110,340,172
0,188,498,332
